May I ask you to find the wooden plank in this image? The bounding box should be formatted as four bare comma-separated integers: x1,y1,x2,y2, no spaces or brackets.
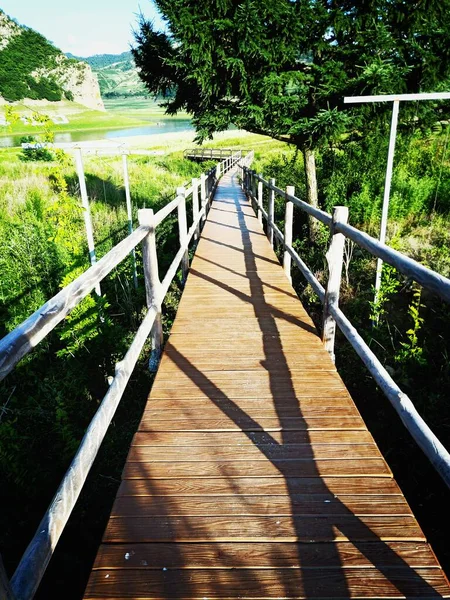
84,169,450,600
110,495,413,518
152,371,344,386
103,515,425,543
92,541,438,570
126,443,382,462
132,431,375,445
137,416,367,432
122,458,391,479
84,568,450,598
117,477,403,497
149,380,352,400
142,401,357,415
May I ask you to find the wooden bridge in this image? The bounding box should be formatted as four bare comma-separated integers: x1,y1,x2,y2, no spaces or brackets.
1,153,450,599
184,148,242,162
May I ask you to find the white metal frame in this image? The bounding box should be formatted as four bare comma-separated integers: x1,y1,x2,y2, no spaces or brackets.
344,92,450,306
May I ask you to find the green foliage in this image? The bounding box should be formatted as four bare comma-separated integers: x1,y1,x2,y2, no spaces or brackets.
369,265,401,326
133,0,450,151
68,50,147,97
68,51,133,71
19,116,55,162
395,285,426,366
19,144,54,162
0,14,64,101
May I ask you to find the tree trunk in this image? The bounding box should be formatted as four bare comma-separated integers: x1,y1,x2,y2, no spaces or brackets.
303,147,320,242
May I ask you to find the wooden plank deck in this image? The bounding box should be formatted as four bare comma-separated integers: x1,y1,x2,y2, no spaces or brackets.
84,169,450,599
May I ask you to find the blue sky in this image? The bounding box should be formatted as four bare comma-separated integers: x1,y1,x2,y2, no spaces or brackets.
0,0,165,56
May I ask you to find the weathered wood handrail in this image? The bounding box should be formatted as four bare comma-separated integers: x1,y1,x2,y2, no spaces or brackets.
3,151,241,600
251,171,450,303
242,166,450,490
0,226,150,382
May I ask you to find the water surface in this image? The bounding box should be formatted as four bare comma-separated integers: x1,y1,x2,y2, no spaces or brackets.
0,118,194,148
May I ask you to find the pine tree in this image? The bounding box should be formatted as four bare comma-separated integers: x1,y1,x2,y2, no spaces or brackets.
133,0,450,238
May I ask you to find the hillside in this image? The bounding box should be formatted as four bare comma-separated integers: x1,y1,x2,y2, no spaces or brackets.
0,10,104,110
67,51,147,97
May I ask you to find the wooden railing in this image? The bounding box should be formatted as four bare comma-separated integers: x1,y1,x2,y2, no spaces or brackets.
184,148,242,161
240,166,450,490
0,151,245,600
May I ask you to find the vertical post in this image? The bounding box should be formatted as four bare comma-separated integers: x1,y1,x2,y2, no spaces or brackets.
374,99,400,306
283,186,295,283
216,162,221,181
74,148,101,296
322,206,349,362
138,208,163,372
192,177,200,240
257,176,263,226
177,186,189,285
200,173,207,225
268,177,275,248
251,171,256,207
248,171,254,209
122,153,138,289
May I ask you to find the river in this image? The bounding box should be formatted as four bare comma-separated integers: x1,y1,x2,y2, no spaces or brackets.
0,118,194,148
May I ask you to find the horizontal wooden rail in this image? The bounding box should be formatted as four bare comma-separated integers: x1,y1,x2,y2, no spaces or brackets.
334,221,450,303
248,169,450,307
329,303,450,486
243,166,450,490
0,226,150,382
3,151,241,600
11,305,158,600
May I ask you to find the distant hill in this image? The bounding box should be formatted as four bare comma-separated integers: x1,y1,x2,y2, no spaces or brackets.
67,51,147,98
0,10,104,110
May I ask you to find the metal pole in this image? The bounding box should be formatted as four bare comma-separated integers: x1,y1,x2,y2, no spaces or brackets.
374,99,400,305
122,153,138,289
74,148,101,296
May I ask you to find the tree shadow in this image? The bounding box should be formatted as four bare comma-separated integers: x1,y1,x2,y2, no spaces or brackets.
85,168,446,598
152,169,443,597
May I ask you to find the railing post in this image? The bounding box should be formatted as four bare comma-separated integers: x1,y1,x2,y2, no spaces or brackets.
283,186,294,283
216,162,221,180
249,171,255,210
192,177,200,240
200,173,207,225
322,205,349,362
251,171,256,207
268,177,275,248
257,176,263,226
122,153,138,290
74,147,101,296
177,186,189,285
138,208,163,371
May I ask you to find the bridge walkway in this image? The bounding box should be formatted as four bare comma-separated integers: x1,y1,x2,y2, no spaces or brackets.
84,169,450,598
